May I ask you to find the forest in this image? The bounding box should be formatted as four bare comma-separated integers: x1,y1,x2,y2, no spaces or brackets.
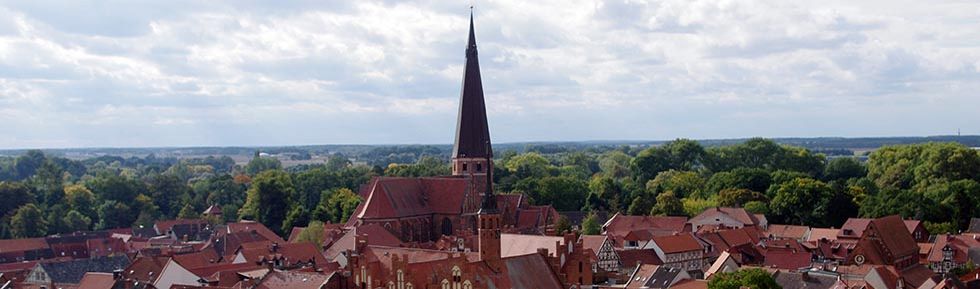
2,138,980,239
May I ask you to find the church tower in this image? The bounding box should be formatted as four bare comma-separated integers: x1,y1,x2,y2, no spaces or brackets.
477,143,502,272
451,10,492,177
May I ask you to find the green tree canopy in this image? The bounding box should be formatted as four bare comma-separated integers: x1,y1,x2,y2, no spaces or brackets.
11,204,47,238
770,178,832,226
707,268,780,289
646,170,705,199
650,191,685,216
240,170,295,235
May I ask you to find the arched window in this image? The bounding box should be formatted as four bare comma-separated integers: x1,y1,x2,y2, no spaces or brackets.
406,283,413,289
441,218,453,236
397,270,404,289
452,266,462,289
441,279,450,289
463,280,473,289
388,281,395,289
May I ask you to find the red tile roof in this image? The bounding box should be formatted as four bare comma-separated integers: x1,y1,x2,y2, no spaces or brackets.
322,223,402,260
77,272,114,289
500,234,566,258
154,219,207,235
807,228,841,242
603,214,688,237
122,256,169,283
927,234,980,263
354,177,470,220
652,234,703,253
767,224,810,240
238,242,328,269
618,249,663,267
689,207,764,227
0,238,49,253
255,270,331,289
225,221,285,243
172,249,221,269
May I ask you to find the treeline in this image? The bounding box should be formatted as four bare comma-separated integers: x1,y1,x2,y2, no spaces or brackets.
2,138,980,240
0,151,375,239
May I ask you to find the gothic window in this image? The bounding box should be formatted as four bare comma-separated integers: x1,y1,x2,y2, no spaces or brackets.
406,283,413,289
452,266,462,289
442,218,453,236
463,280,473,289
388,281,395,289
441,279,450,289
397,269,405,289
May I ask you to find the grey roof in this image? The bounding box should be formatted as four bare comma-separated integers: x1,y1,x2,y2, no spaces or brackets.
968,218,980,233
774,271,838,289
643,266,685,289
39,255,131,284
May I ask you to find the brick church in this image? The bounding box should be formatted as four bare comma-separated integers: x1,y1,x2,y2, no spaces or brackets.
338,11,592,289
344,11,558,244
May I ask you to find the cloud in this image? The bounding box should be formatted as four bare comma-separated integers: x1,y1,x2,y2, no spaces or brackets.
0,0,978,148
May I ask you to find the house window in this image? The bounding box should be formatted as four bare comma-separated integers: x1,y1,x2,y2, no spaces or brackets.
462,163,468,171
476,164,482,172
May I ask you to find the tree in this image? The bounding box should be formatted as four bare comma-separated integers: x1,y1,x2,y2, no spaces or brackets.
682,197,718,217
631,139,706,184
146,174,191,218
177,203,199,219
650,191,685,216
706,168,771,195
282,206,311,234
0,181,34,218
293,167,339,211
743,201,769,215
824,157,866,181
244,156,283,176
581,212,601,235
717,188,766,207
532,176,589,211
64,184,97,220
87,174,144,204
770,178,832,226
598,151,631,179
707,268,780,289
14,150,46,180
944,179,980,230
10,204,47,238
312,188,362,224
63,210,92,232
584,176,621,212
239,170,295,235
96,200,135,230
554,215,571,235
295,220,326,246
505,152,551,179
646,170,705,199
384,156,450,177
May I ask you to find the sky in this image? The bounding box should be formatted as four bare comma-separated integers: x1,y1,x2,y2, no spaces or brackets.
0,0,979,149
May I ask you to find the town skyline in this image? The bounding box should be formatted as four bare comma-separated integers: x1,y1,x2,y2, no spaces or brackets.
1,1,979,149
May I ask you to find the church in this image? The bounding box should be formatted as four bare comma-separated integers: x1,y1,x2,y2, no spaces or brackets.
344,11,558,244
337,11,592,289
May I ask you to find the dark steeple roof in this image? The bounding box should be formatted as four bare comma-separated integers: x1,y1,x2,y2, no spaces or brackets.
479,141,498,214
452,10,492,159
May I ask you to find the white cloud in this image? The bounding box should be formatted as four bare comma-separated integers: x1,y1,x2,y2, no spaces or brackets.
0,0,978,148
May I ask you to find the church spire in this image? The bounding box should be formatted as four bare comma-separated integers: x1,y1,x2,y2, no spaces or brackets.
452,9,491,160
478,141,497,214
